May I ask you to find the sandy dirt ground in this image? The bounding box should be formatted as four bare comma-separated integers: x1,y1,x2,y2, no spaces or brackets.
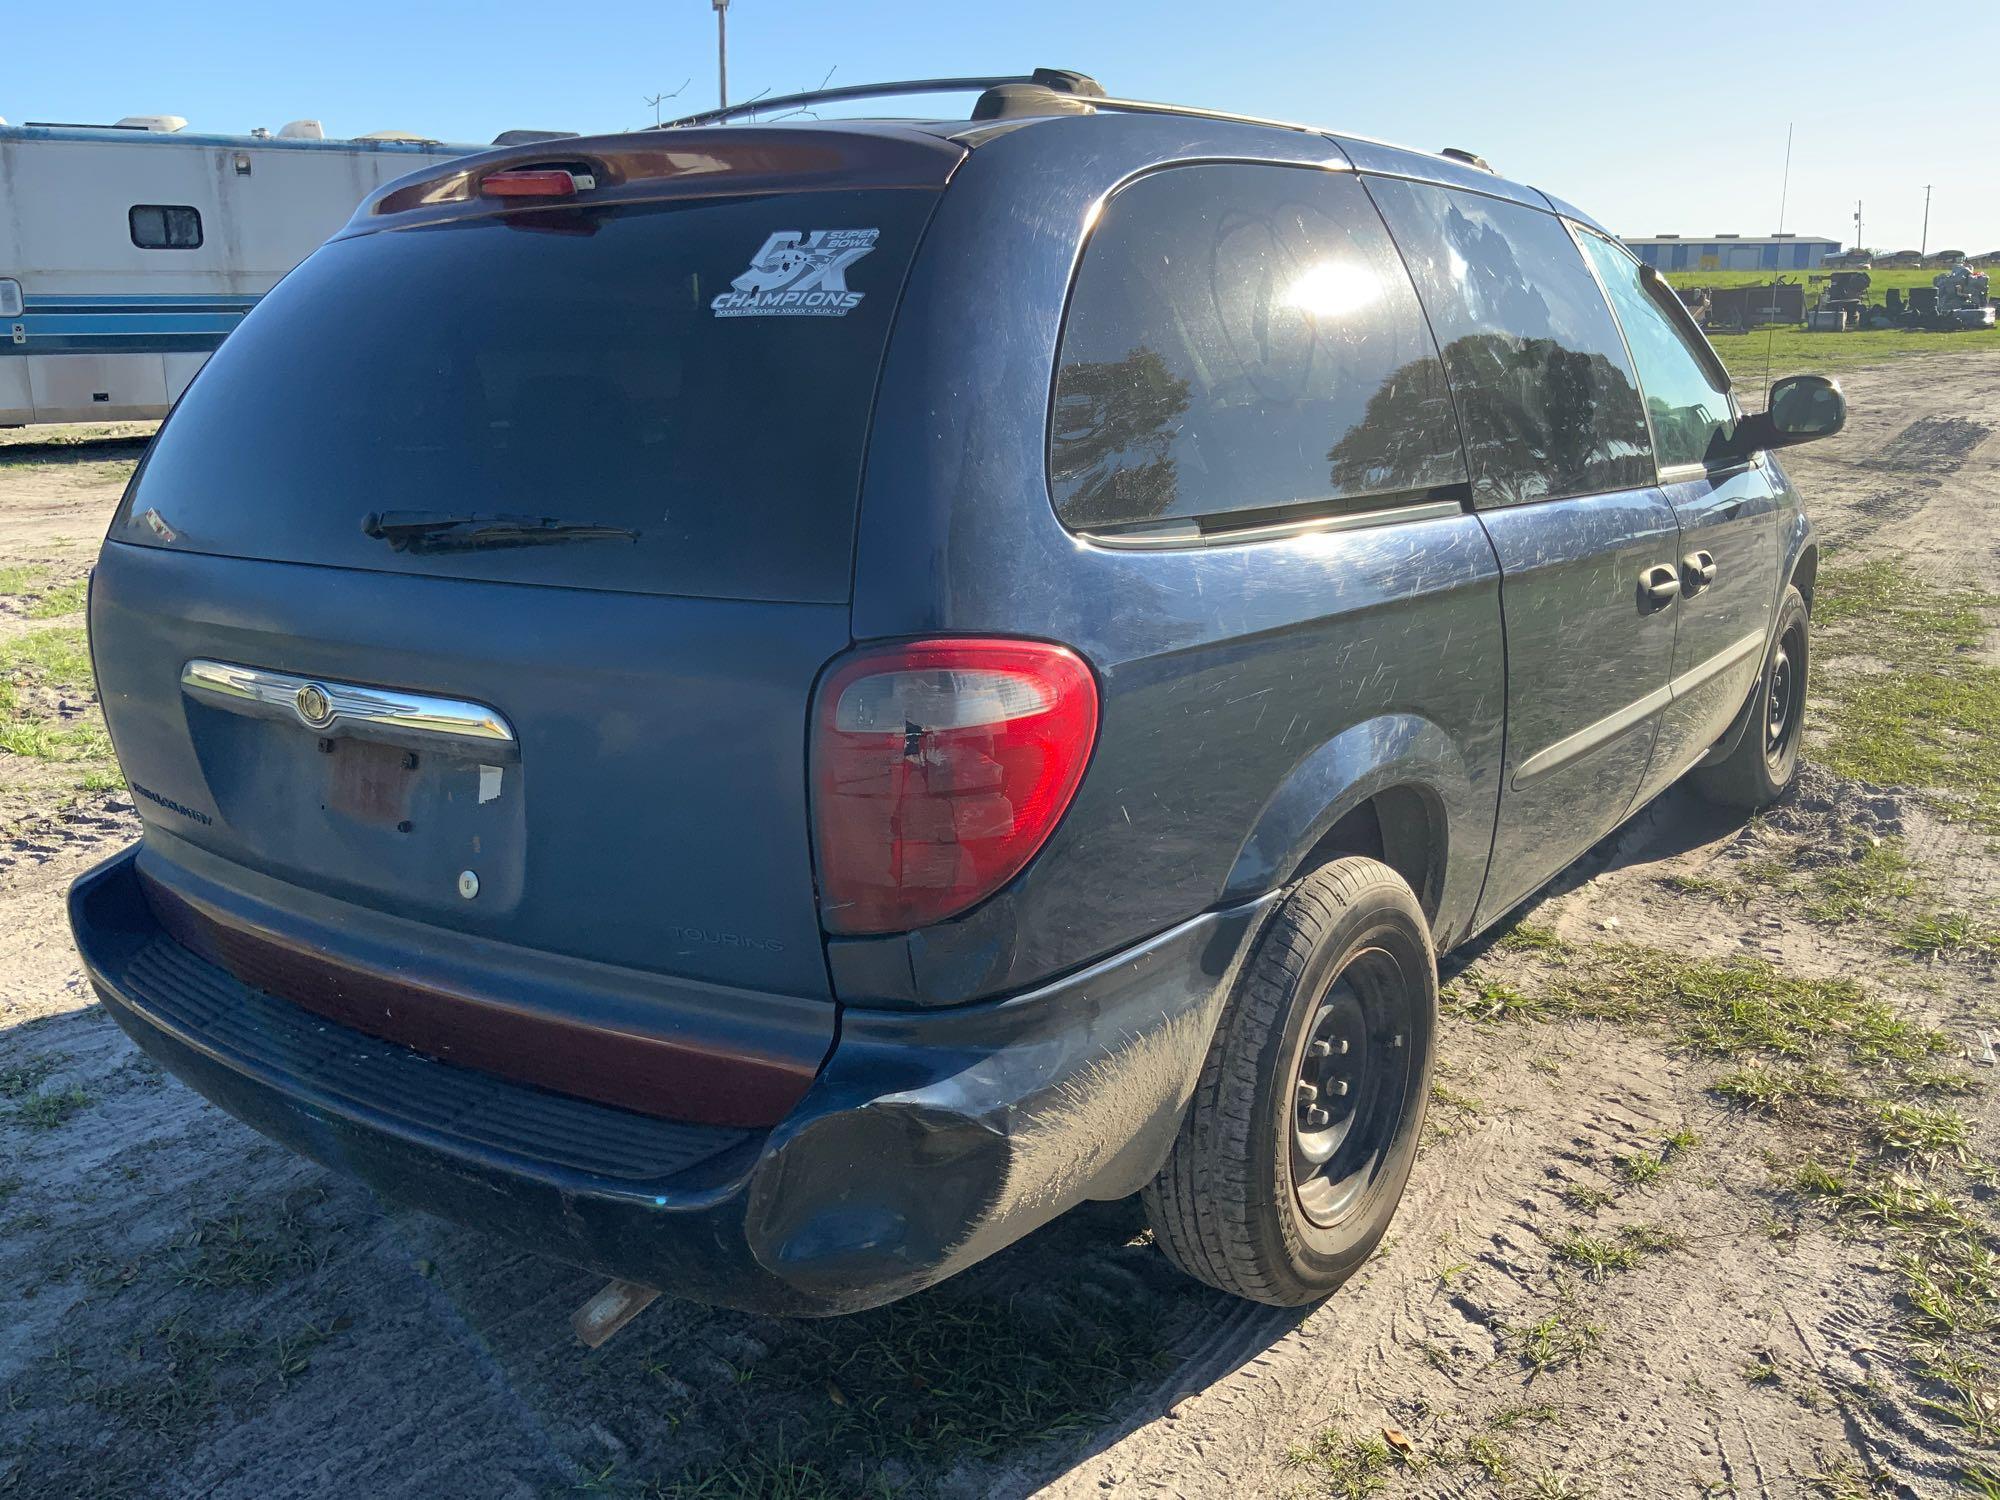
0,354,1996,1499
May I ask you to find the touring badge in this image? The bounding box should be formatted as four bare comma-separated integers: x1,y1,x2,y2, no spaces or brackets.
712,229,879,319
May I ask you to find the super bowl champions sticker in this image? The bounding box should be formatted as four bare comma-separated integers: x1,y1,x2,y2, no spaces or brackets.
712,229,880,318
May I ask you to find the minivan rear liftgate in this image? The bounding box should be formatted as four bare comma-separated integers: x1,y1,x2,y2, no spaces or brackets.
88,131,962,1129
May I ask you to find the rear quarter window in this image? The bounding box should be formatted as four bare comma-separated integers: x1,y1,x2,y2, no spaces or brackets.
114,191,936,603
1363,178,1653,508
1048,164,1464,535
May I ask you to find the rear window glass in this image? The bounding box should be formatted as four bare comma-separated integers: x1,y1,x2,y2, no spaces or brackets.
114,191,935,602
1048,164,1464,534
1364,178,1653,509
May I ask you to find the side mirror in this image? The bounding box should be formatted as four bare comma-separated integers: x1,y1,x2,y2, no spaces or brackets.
1725,373,1847,460
1766,373,1847,443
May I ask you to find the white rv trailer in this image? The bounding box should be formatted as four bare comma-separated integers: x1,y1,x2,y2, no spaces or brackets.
0,115,532,426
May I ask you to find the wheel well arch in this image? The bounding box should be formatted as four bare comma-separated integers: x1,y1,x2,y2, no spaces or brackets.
1292,784,1444,922
1791,541,1819,615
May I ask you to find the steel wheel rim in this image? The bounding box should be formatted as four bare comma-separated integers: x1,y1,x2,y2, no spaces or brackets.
1289,944,1414,1229
1765,625,1803,767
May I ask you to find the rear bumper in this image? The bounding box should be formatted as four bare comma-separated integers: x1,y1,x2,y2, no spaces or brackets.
70,846,1269,1314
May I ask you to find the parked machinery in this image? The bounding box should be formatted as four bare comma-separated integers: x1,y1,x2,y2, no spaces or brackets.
1814,266,1996,332
1809,269,1870,332
1930,265,1996,330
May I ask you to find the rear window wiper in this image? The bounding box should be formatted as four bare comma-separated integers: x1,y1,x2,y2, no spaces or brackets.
362,511,639,553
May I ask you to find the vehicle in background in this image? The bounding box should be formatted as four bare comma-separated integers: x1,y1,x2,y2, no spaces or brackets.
0,115,566,426
70,69,1843,1318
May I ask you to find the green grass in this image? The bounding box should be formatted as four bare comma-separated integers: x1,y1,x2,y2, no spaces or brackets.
1665,264,1992,305
0,625,94,691
173,1192,338,1290
0,622,117,781
1550,1230,1641,1278
1812,559,2000,831
12,1084,91,1128
1548,1224,1677,1281
1502,1296,1603,1374
1895,911,2000,960
1561,1183,1616,1213
0,565,47,596
1611,951,1944,1065
1870,1102,1977,1166
1442,975,1562,1023
1791,1161,1997,1345
1706,326,2000,384
1284,1429,1402,1499
0,718,114,762
1799,838,1920,925
647,1293,1174,1496
1713,1062,1848,1117
51,1314,344,1448
0,1055,63,1098
1458,919,2000,1460
1664,265,2000,383
26,577,89,618
1495,922,1570,954
1667,827,1994,961
1613,1128,1700,1186
1452,943,1956,1069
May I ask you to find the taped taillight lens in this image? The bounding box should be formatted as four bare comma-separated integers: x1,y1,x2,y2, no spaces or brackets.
811,639,1099,935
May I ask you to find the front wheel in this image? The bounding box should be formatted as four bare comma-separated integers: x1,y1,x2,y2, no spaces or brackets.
1142,857,1436,1305
1694,584,1809,812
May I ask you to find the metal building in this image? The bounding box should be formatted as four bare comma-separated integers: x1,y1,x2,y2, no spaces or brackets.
1622,234,1841,272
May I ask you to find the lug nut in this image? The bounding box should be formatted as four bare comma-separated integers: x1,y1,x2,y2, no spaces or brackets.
1296,1081,1319,1104
1308,1039,1331,1059
1329,1079,1350,1096
1305,1106,1330,1128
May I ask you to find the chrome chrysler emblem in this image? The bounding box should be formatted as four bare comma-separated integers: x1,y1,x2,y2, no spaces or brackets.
293,683,335,728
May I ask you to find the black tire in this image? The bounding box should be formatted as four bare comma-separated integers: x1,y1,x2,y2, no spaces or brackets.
1694,584,1809,813
1142,857,1436,1305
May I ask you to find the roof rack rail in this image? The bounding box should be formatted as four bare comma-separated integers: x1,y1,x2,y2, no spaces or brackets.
655,67,1321,138
659,71,1096,129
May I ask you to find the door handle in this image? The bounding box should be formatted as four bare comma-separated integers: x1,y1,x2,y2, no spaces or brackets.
1682,550,1718,592
1640,563,1682,607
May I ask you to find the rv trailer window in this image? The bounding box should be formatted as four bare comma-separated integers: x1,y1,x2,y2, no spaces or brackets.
129,205,203,251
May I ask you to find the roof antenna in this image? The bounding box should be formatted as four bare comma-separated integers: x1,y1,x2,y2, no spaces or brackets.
1761,121,1792,403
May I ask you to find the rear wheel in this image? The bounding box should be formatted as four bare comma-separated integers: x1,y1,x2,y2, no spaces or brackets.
1694,585,1809,812
1142,857,1436,1305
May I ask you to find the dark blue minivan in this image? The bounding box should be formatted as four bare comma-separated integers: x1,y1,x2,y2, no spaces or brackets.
69,72,1842,1314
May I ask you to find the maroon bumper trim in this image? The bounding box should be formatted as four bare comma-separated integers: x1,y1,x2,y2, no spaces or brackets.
136,868,821,1129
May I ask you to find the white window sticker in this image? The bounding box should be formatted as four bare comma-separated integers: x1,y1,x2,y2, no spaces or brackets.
478,764,503,804
711,229,879,319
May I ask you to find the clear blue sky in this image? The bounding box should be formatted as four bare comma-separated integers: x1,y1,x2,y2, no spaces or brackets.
10,1,1999,252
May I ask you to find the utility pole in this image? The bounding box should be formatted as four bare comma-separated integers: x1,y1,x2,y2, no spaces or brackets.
1921,184,1933,258
713,0,730,109
1853,199,1863,257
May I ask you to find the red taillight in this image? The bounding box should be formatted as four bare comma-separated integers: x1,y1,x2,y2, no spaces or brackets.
480,169,581,199
811,639,1099,936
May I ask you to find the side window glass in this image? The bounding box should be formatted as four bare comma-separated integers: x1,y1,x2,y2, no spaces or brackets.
1049,165,1464,534
130,205,203,250
1365,178,1652,508
1576,230,1737,469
